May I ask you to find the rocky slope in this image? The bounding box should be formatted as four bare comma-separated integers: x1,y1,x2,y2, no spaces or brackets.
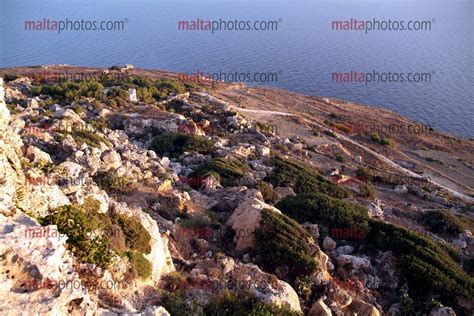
0,67,473,316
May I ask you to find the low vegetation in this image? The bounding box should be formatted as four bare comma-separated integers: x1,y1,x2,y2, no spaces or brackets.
254,209,318,281
151,133,215,157
39,199,152,280
204,291,301,316
94,171,134,193
264,156,348,199
256,181,277,203
417,209,473,236
39,203,114,268
276,192,370,233
367,220,474,306
359,184,376,199
190,158,250,188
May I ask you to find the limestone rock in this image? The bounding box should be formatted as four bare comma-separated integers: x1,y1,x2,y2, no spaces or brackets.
346,299,380,316
309,297,332,316
430,307,456,316
0,212,97,315
100,149,122,172
323,236,337,251
110,201,174,283
226,190,281,252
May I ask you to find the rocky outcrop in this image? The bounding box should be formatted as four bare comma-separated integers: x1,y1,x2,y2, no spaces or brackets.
226,190,281,252
309,297,332,316
0,77,25,217
0,212,97,315
111,201,175,283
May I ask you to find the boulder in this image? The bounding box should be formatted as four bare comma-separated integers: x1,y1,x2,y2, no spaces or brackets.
309,297,332,316
346,299,380,316
430,307,456,316
323,236,337,251
99,149,122,172
0,212,97,315
110,201,175,283
226,190,281,252
336,245,355,255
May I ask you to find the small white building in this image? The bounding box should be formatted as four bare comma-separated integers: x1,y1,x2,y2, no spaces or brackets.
120,64,134,72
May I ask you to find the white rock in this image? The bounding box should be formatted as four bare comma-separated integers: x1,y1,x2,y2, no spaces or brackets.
226,190,281,252
0,212,97,315
429,306,456,316
323,236,337,251
309,297,332,316
25,146,53,164
100,149,122,172
336,245,355,255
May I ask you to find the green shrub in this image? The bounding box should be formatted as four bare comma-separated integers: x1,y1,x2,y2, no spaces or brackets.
39,204,113,268
65,128,111,148
256,181,277,203
113,214,152,253
276,192,370,233
190,158,250,188
380,137,391,146
254,209,318,281
151,133,215,157
127,251,152,279
94,171,134,193
356,166,374,183
370,133,380,142
3,74,20,82
335,154,346,163
323,130,336,137
162,291,190,315
34,81,104,103
418,209,473,236
264,156,347,199
367,220,474,305
204,290,301,316
359,184,376,199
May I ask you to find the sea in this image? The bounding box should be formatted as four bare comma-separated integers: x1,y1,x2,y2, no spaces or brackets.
1,0,472,137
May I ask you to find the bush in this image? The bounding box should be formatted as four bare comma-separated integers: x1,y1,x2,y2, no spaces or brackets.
63,128,111,148
359,184,376,199
204,290,301,316
151,133,215,157
370,133,380,142
256,181,277,203
276,192,370,233
323,130,336,137
94,171,134,193
190,158,250,188
418,209,473,236
127,251,152,279
367,220,474,305
264,156,348,199
356,166,374,183
254,209,318,281
380,137,391,146
113,214,152,253
335,154,346,163
39,204,114,268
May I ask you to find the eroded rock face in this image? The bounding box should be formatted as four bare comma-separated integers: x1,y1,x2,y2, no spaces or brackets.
430,307,457,316
0,212,97,315
0,78,25,217
226,190,281,252
111,201,175,283
188,256,302,312
309,297,332,316
346,299,381,316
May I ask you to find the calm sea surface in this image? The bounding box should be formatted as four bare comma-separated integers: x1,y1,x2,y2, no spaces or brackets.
1,0,472,137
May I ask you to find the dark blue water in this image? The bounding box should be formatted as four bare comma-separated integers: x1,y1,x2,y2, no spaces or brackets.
1,0,472,137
